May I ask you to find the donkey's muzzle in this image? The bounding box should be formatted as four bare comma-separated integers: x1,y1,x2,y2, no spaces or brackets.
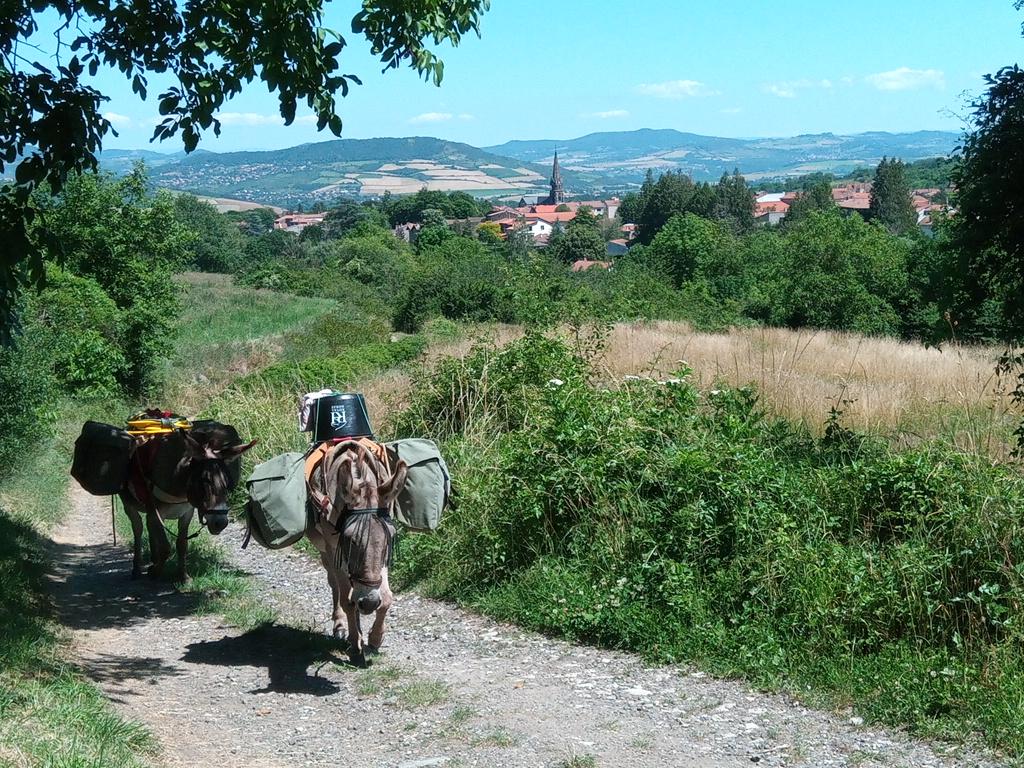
358,595,381,614
205,512,230,535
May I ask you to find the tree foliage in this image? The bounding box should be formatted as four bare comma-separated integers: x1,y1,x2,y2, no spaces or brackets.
763,210,909,335
637,172,696,244
0,0,490,329
951,64,1024,339
784,180,836,227
323,198,388,238
384,189,490,225
39,166,191,393
869,157,917,235
549,207,606,264
174,194,247,272
713,170,755,234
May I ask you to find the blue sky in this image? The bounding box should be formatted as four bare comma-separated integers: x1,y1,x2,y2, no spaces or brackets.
82,1,1023,152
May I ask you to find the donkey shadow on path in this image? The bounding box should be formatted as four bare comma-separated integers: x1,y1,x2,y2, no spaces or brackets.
183,623,351,696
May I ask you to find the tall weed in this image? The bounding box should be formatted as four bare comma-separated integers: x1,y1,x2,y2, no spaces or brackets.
395,333,1024,755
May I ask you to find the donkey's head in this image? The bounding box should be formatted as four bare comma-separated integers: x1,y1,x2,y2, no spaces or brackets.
180,430,255,534
330,442,407,614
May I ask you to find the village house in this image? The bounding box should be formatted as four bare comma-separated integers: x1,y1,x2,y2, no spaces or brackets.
754,194,790,226
273,212,326,233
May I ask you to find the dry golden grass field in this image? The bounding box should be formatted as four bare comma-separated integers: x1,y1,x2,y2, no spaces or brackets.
598,321,1017,458
170,273,1019,461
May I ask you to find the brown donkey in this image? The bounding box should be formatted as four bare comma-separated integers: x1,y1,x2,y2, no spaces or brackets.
307,440,407,665
121,426,254,583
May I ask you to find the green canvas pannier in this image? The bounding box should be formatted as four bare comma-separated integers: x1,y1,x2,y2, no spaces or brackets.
245,452,310,549
71,421,133,495
385,438,451,532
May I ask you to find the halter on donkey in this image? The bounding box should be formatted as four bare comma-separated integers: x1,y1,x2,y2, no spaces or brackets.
306,437,408,666
120,418,254,582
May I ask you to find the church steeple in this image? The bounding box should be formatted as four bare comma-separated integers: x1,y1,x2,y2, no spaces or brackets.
547,150,565,205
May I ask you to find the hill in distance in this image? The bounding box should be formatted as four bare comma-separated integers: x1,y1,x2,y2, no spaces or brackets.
135,137,551,209
486,128,959,183
100,128,960,208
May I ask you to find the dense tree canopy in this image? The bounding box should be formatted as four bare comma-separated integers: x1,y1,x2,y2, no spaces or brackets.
549,206,607,264
633,169,755,244
713,170,756,234
952,64,1024,339
869,157,917,235
0,0,490,328
784,180,836,227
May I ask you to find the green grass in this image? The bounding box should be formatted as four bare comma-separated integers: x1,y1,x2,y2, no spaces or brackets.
471,726,520,748
629,734,654,751
162,273,338,412
355,663,406,697
172,272,335,353
448,705,476,725
0,402,158,768
395,679,450,709
557,755,597,768
393,333,1024,760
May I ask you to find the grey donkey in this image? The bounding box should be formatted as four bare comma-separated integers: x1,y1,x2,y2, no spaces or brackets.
307,440,408,666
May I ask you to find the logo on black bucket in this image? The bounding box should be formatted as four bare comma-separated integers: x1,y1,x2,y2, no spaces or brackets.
330,405,349,428
312,393,374,442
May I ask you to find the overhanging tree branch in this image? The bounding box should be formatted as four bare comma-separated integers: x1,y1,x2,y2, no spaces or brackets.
0,0,490,333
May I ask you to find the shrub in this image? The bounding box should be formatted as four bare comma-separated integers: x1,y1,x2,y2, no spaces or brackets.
24,268,127,398
394,334,1024,753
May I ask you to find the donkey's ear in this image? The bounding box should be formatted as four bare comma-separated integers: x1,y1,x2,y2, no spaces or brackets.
221,439,257,460
380,460,408,507
180,429,202,456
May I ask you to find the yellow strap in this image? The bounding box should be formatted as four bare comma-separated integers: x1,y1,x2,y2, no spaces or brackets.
125,418,192,435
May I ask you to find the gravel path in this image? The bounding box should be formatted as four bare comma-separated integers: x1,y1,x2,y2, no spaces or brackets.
50,485,1002,768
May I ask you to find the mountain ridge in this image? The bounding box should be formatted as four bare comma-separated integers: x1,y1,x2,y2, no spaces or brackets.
95,128,959,207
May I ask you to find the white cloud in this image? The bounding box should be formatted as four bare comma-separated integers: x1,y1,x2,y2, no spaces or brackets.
409,112,454,123
295,114,319,125
763,79,834,99
765,83,798,99
103,111,132,127
217,112,283,126
635,79,713,99
589,109,630,119
457,113,475,120
720,107,743,115
865,67,945,91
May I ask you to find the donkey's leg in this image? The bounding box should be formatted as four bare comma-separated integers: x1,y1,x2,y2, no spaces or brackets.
319,552,345,639
145,509,170,579
368,568,393,651
339,573,364,664
122,496,145,579
174,510,193,585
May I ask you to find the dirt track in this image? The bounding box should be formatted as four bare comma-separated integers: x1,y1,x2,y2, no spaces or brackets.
49,485,1002,768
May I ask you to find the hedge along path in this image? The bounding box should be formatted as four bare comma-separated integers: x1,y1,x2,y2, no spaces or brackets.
50,485,1004,768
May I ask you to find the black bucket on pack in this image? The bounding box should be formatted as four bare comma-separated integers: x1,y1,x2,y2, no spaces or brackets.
311,393,374,443
71,421,133,495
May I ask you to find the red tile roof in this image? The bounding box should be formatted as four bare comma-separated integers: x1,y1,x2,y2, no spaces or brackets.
531,211,578,224
837,196,871,210
755,201,789,215
571,260,612,272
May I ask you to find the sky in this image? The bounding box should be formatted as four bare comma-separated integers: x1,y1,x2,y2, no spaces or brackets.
66,1,1024,153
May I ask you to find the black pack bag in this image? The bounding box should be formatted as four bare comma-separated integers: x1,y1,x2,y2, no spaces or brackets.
71,421,133,495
